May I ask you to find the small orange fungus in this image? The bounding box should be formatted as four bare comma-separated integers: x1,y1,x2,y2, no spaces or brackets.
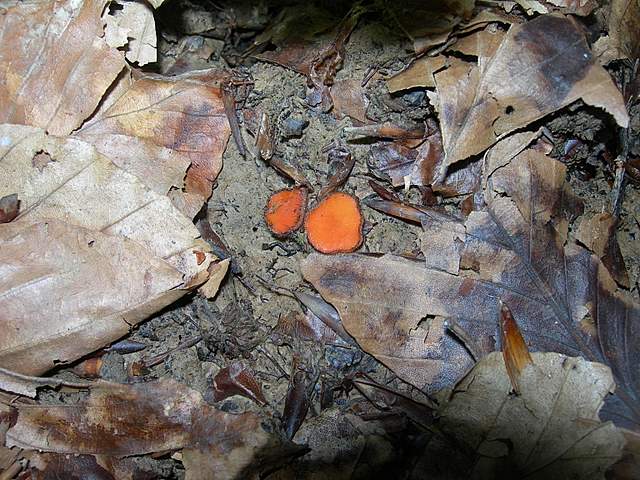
265,187,308,236
305,192,363,254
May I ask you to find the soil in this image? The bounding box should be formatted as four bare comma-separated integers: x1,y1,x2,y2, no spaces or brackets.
72,1,640,478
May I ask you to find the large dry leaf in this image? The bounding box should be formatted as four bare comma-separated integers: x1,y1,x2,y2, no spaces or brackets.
440,353,624,479
0,124,212,278
0,220,186,375
4,379,282,457
434,15,628,171
0,0,125,136
77,71,230,218
303,148,640,427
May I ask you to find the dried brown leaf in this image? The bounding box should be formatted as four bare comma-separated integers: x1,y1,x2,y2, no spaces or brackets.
0,0,125,135
212,362,267,405
4,379,278,457
0,124,212,280
386,56,448,92
434,15,628,171
77,70,230,218
440,353,624,479
331,78,369,123
576,212,630,288
595,0,640,63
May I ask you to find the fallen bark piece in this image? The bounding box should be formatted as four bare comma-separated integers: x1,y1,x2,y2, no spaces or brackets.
305,192,363,254
265,187,308,237
440,353,624,479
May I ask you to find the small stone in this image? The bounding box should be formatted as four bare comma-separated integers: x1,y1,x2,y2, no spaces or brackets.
281,117,309,138
403,90,426,106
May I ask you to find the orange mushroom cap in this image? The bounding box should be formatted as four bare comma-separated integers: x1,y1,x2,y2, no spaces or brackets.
305,192,363,254
265,187,308,237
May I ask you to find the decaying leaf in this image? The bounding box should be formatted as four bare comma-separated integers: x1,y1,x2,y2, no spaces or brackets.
386,56,448,92
0,220,187,375
303,146,640,427
576,212,630,288
367,120,480,196
104,1,157,66
331,78,369,123
77,70,230,218
434,15,629,172
513,0,598,15
4,378,279,456
0,366,90,397
0,0,125,135
440,353,624,479
212,361,267,405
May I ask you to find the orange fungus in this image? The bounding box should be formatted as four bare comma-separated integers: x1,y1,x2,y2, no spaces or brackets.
305,192,363,254
265,187,308,236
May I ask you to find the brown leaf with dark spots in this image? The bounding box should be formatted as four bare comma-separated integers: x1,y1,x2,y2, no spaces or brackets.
500,302,532,394
0,194,19,224
5,378,277,457
212,362,267,405
434,15,628,171
0,0,125,135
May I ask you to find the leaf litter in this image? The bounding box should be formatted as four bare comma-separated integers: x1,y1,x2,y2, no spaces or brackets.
1,0,640,478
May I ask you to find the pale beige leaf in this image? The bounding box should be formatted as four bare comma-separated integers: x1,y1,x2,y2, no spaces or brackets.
435,15,628,171
440,352,625,479
0,0,125,135
0,220,185,375
0,124,212,279
104,1,157,66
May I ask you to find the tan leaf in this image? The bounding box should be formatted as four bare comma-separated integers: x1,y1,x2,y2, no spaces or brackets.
0,124,212,279
104,1,157,66
331,78,369,124
4,379,279,457
440,353,624,479
0,220,187,375
0,0,125,135
386,56,448,93
576,213,630,288
434,15,628,171
76,71,230,218
0,367,90,397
